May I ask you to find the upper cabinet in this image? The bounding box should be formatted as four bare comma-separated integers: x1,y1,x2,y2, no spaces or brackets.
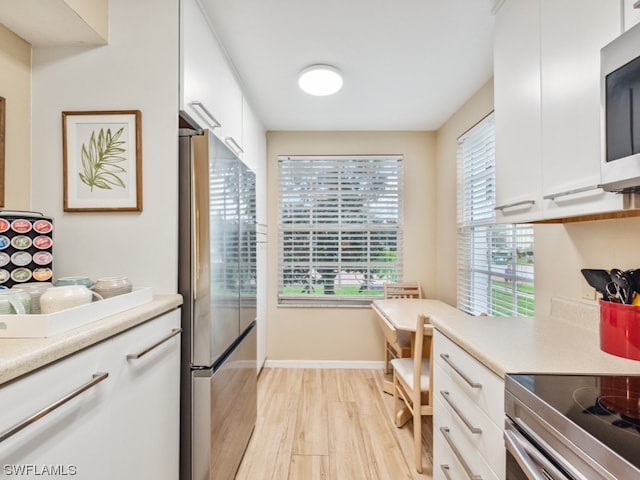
0,0,108,46
624,0,640,31
494,0,632,223
181,0,244,155
494,0,543,223
539,0,624,219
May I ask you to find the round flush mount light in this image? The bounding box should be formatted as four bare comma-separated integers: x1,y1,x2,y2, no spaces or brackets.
298,65,343,96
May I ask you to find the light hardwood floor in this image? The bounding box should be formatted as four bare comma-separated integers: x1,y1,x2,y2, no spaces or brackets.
236,368,434,480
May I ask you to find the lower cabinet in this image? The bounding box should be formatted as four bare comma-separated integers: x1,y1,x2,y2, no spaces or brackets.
0,309,181,479
433,330,505,480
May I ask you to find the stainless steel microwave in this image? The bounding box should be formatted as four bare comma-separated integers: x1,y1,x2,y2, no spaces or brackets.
601,21,640,192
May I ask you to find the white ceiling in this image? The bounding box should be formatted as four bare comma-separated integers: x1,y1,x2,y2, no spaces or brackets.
199,0,496,131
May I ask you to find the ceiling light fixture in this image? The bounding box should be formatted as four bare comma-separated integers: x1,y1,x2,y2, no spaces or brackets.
298,65,343,96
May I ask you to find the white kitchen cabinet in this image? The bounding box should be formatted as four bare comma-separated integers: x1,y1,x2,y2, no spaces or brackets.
0,338,114,478
241,98,268,370
181,0,243,154
494,0,629,222
624,0,640,31
540,0,625,219
493,0,543,223
432,330,505,480
0,310,181,479
109,309,181,480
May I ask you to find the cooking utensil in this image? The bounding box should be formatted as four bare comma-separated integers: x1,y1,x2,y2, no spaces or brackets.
581,269,613,301
625,268,640,300
610,268,632,304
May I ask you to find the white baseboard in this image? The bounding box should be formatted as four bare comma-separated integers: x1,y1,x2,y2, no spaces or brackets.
264,359,385,370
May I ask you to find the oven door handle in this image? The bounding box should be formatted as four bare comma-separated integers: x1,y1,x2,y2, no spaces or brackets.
504,419,569,480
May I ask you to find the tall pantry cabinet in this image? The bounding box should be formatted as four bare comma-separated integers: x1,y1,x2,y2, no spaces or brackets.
180,0,268,369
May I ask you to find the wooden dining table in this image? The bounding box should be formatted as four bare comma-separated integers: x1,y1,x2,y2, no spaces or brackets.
371,298,467,425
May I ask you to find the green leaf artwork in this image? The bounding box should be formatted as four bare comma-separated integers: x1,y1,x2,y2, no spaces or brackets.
79,127,127,191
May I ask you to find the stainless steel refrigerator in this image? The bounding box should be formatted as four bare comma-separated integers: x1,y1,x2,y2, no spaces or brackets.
178,123,257,480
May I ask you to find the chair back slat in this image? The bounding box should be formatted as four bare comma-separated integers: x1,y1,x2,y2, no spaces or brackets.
383,282,422,299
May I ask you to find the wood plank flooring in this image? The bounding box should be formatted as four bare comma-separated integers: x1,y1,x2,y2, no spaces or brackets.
236,368,433,480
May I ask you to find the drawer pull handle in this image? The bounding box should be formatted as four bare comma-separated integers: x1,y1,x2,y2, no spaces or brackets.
439,354,482,389
224,137,244,155
439,427,483,480
127,328,182,360
543,184,601,201
440,391,482,434
494,199,535,212
189,101,221,128
440,464,453,480
0,372,109,443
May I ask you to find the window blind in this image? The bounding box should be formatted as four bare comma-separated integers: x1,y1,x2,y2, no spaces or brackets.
457,113,534,316
278,155,403,305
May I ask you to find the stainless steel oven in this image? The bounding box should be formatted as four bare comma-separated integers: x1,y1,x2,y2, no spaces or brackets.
505,374,640,480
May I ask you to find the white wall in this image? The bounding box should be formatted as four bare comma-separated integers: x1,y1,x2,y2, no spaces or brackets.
30,0,179,293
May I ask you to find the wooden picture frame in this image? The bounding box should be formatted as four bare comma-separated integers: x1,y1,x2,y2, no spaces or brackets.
0,97,5,207
62,110,142,212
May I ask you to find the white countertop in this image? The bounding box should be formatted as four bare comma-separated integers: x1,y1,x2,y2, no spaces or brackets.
431,297,640,378
0,294,182,385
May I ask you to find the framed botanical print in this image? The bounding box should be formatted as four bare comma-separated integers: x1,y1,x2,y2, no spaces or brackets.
62,110,142,212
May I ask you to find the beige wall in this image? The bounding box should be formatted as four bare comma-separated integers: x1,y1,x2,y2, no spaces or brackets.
435,79,495,306
534,218,640,316
0,24,30,209
266,131,436,361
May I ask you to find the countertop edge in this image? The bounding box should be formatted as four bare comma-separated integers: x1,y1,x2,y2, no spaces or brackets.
431,313,640,379
0,294,183,385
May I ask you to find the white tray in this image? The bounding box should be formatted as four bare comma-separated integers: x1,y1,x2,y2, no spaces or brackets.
0,287,153,338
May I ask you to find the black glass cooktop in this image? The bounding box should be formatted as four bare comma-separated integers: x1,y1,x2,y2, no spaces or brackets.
508,373,640,473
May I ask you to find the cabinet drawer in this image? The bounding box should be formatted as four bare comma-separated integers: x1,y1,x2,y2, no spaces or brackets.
435,362,505,476
433,394,502,480
434,330,505,425
0,340,113,477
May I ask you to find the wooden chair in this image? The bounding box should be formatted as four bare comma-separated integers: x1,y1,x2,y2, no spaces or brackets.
390,313,434,474
382,282,422,374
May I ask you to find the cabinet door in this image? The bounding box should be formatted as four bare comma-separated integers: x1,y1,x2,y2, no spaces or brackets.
624,0,640,31
108,310,181,480
494,0,543,223
540,0,625,218
181,0,243,151
0,341,114,479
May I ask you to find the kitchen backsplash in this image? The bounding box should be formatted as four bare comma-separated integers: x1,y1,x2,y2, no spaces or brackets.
550,296,599,333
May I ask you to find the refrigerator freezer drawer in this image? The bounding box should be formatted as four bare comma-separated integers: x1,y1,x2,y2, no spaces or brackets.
192,323,257,480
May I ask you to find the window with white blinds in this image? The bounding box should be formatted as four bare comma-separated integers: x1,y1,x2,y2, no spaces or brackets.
278,155,403,305
457,113,534,316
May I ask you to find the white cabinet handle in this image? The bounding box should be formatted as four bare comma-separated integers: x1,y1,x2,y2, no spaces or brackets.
543,184,601,201
224,137,244,155
439,354,482,389
494,200,535,212
439,427,483,480
127,328,182,360
0,372,109,443
440,465,453,480
440,391,482,434
189,101,221,128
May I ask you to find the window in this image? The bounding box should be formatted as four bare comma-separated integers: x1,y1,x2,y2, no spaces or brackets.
457,113,534,316
278,155,403,305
